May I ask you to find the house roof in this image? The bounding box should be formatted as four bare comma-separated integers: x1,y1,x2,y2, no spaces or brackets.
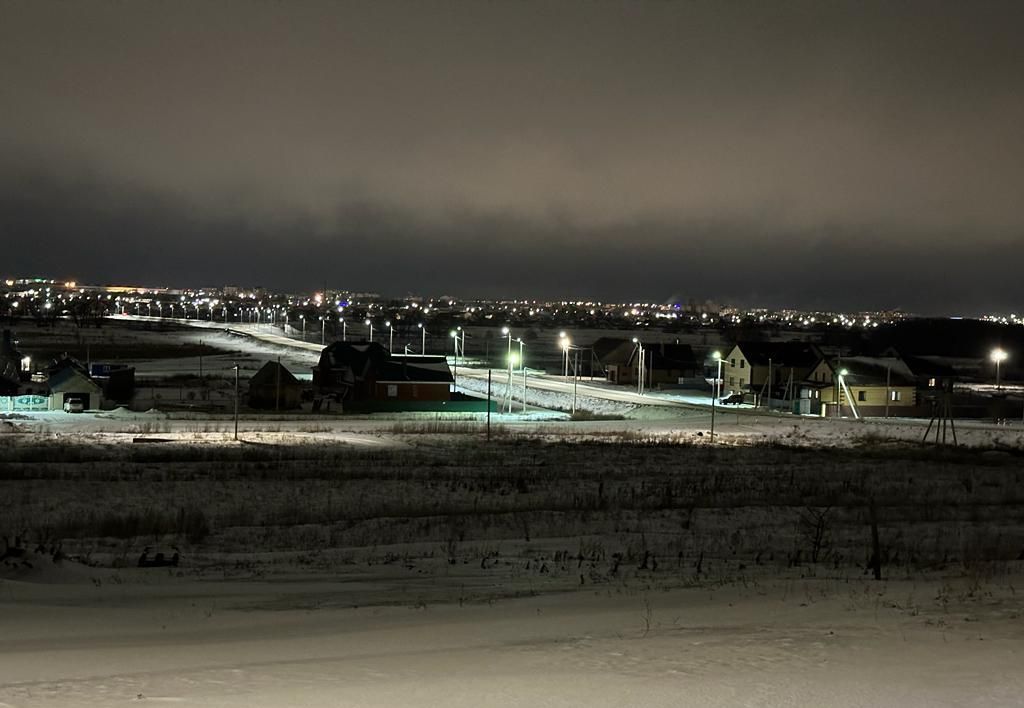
732,341,823,369
592,337,635,365
249,360,301,388
819,356,917,387
47,362,102,394
376,355,454,384
317,341,389,376
316,343,454,386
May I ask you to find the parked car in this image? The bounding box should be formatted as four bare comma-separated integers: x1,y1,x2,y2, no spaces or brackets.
720,393,745,405
63,399,85,413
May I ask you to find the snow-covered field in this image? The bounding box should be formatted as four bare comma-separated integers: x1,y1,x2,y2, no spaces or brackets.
2,557,1022,707
3,320,1023,706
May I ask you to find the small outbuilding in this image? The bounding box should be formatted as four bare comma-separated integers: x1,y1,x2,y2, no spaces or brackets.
248,360,303,410
47,358,103,411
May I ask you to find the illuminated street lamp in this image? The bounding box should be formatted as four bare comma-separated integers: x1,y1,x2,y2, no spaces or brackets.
991,348,1008,390
516,338,528,413
339,316,347,341
450,330,459,387
418,322,428,353
710,351,724,444
631,337,645,395
837,368,849,417
385,320,394,352
320,316,325,346
300,314,306,341
502,326,513,412
559,331,570,382
365,318,373,342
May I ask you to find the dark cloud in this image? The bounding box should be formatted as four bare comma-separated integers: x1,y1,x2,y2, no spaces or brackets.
1,0,1022,310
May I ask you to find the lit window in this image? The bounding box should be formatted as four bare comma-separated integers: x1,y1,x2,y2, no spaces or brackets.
928,377,936,387
891,390,901,402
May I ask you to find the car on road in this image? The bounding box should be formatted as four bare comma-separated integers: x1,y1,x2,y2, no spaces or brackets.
719,393,745,405
63,399,85,414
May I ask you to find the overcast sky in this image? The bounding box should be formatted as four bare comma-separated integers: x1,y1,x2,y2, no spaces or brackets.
2,1,1022,312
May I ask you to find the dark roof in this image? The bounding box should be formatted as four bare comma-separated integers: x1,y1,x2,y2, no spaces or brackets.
832,357,917,387
316,343,453,386
47,361,102,394
733,341,823,369
249,360,301,388
376,355,454,384
647,342,697,368
317,341,389,376
592,337,634,364
899,354,957,379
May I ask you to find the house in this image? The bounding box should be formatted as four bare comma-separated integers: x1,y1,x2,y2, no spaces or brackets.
593,337,700,386
800,356,918,417
721,342,824,401
248,360,303,410
47,357,103,411
313,342,453,403
0,330,26,390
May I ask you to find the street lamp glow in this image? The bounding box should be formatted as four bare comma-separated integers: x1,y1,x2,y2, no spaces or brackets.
992,348,1008,390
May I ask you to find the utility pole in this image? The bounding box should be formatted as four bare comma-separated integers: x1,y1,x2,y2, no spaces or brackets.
522,365,527,414
767,357,772,411
275,356,281,413
233,364,239,441
884,365,891,418
572,349,579,414
486,369,492,441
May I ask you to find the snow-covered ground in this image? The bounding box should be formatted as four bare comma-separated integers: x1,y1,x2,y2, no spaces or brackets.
2,557,1021,707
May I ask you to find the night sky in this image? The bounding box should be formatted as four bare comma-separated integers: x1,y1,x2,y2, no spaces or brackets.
2,1,1022,312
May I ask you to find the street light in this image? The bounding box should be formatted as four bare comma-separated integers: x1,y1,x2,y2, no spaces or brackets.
559,332,570,382
386,320,394,352
516,338,528,413
339,316,347,341
502,326,513,412
320,316,325,345
991,348,1008,390
300,314,306,341
418,323,428,353
631,337,645,395
450,330,459,387
365,318,373,342
710,351,724,444
837,368,849,417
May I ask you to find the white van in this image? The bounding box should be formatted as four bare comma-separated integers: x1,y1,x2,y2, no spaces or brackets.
63,399,85,413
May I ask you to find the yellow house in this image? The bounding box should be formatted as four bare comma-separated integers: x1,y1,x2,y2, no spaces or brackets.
722,342,824,401
802,357,917,417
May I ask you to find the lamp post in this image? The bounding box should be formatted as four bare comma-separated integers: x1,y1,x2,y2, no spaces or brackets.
365,318,373,342
418,323,428,353
232,363,239,441
450,330,459,387
320,316,325,346
502,326,513,412
992,348,1008,390
631,337,645,395
516,338,528,413
339,317,347,341
559,332,570,382
386,321,393,352
300,315,305,341
836,368,850,418
711,351,724,443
